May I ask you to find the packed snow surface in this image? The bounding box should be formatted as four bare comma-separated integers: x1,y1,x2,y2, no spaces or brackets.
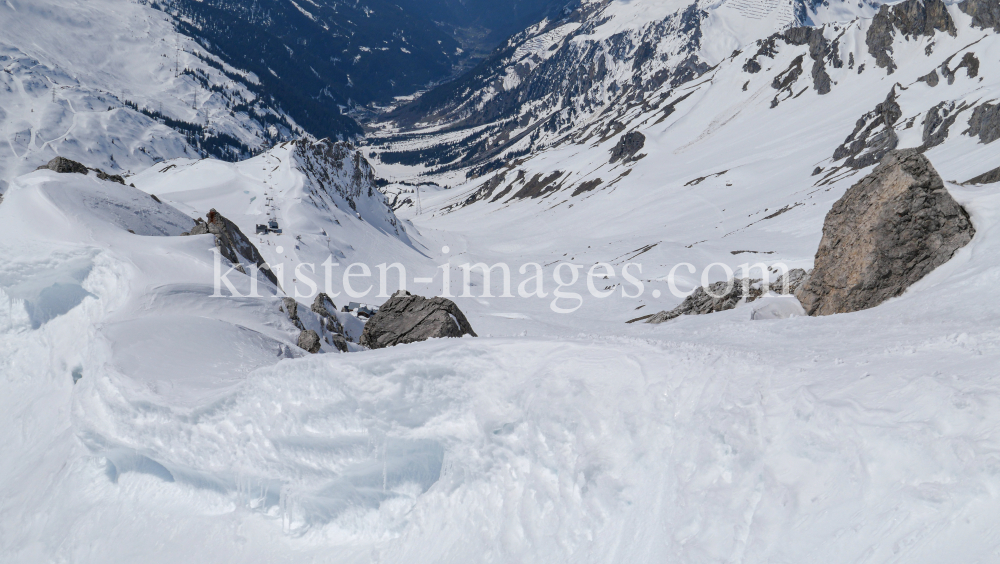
3,0,1000,563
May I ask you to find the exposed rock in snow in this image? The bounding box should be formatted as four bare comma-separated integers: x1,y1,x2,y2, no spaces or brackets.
798,149,975,316
311,293,338,318
34,157,126,185
36,157,89,175
282,297,306,331
609,132,646,164
963,165,1000,185
866,0,956,74
297,329,322,354
189,208,278,286
832,88,901,168
311,293,350,352
648,269,810,324
966,102,1000,145
360,291,477,349
922,100,973,150
958,0,1000,31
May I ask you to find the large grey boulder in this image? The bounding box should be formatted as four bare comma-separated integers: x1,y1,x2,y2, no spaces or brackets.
37,156,89,175
797,149,974,316
297,330,322,354
360,291,477,349
187,208,278,286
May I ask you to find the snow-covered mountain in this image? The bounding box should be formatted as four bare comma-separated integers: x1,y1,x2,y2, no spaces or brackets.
0,0,315,187
369,0,886,172
3,0,1000,562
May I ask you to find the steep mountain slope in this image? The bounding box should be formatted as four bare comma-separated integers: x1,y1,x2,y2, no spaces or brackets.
130,139,425,301
156,0,467,119
370,0,881,173
393,0,578,55
0,0,310,186
5,0,1000,562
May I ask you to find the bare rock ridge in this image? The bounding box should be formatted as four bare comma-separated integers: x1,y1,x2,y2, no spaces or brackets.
186,208,279,286
958,0,1000,32
866,0,956,74
361,291,476,350
646,269,810,324
832,89,902,168
797,149,974,316
36,156,126,185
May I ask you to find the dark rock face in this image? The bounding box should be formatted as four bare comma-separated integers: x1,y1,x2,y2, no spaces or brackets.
797,150,974,316
867,0,956,73
297,330,322,354
959,0,1000,31
360,291,477,349
647,269,809,324
783,26,837,94
282,297,305,330
832,89,901,168
922,100,972,150
609,132,646,164
963,166,1000,185
37,157,89,175
917,69,940,86
187,208,278,286
966,102,1000,144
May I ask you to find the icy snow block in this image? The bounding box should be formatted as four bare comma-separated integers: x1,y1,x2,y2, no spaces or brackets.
750,294,806,320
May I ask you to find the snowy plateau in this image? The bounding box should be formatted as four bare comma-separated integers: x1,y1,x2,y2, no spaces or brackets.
2,0,1000,562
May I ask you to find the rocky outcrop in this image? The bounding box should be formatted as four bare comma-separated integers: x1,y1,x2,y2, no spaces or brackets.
867,0,957,74
922,100,972,150
963,165,1000,185
797,149,974,316
609,132,646,164
647,269,809,324
35,156,126,184
187,208,278,286
311,293,349,352
281,297,305,330
37,157,88,175
959,0,1000,32
360,291,477,349
832,89,901,168
782,27,838,95
297,330,322,354
966,102,1000,144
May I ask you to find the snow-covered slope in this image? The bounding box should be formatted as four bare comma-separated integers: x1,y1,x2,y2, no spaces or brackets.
370,0,879,174
130,139,423,301
4,165,1000,562
4,0,1000,562
0,0,311,188
368,0,1000,316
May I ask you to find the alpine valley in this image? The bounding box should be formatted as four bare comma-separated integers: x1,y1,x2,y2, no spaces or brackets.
2,0,1000,562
